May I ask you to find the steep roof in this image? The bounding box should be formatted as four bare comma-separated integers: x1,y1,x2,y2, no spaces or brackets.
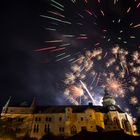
34,104,124,114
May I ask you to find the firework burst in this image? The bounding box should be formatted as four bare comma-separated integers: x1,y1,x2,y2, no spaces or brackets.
64,46,140,110
37,0,140,115
105,77,125,98
36,0,139,63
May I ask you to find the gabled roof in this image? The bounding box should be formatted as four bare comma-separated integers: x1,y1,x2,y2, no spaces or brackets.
33,105,124,114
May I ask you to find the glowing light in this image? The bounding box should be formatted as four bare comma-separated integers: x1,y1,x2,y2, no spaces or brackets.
127,7,131,13
68,85,84,98
137,2,140,8
100,10,105,16
105,78,125,97
50,4,64,11
85,10,93,16
48,11,65,18
80,80,96,104
40,15,71,24
130,96,138,105
34,47,56,52
45,28,56,31
132,23,140,28
51,0,64,8
39,0,140,115
45,40,63,43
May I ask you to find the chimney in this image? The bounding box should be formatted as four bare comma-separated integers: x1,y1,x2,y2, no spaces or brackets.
88,102,93,106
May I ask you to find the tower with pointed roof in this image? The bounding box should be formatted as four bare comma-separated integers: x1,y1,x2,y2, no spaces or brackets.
30,97,36,113
102,87,116,107
30,97,36,108
1,96,11,115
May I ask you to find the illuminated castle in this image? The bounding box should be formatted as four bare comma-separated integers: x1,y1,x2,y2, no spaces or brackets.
1,89,136,139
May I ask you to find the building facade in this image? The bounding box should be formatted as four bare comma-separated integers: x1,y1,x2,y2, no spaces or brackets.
0,90,136,139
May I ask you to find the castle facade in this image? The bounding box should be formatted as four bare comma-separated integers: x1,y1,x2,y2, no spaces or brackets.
0,91,136,139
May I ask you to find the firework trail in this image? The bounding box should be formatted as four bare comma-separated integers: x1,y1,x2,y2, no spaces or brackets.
80,80,96,105
36,0,139,63
64,46,140,111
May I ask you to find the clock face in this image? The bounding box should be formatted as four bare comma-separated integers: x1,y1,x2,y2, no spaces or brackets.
108,106,116,111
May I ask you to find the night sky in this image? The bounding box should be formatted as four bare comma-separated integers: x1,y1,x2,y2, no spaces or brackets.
0,0,140,116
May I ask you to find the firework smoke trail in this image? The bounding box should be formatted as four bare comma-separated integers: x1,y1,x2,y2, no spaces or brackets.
95,73,101,87
80,80,96,105
90,72,98,86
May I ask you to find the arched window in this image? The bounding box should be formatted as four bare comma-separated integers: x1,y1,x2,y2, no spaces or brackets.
71,125,77,135
33,124,39,133
122,119,126,130
104,115,110,125
114,117,120,127
121,119,130,132
44,124,50,133
104,118,107,125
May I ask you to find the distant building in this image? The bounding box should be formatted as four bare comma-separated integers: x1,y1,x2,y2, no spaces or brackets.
0,89,136,140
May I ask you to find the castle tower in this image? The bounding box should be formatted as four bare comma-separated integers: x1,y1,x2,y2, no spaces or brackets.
30,97,36,113
102,87,116,107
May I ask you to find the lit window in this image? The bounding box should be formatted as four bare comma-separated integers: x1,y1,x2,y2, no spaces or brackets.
44,124,50,133
59,127,61,132
17,118,24,122
71,125,77,135
121,119,130,132
35,118,37,122
38,118,41,121
33,124,39,133
49,118,52,122
35,117,41,122
7,118,12,122
114,117,120,127
62,127,64,132
16,128,21,132
59,127,64,132
46,117,48,121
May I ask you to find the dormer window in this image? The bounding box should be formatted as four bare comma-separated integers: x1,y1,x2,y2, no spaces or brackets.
46,117,48,121
59,117,62,122
17,118,24,122
35,117,41,122
65,107,72,113
49,118,52,122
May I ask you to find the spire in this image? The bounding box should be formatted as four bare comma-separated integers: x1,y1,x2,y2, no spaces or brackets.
103,87,110,100
2,96,11,114
30,97,36,108
102,87,116,106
